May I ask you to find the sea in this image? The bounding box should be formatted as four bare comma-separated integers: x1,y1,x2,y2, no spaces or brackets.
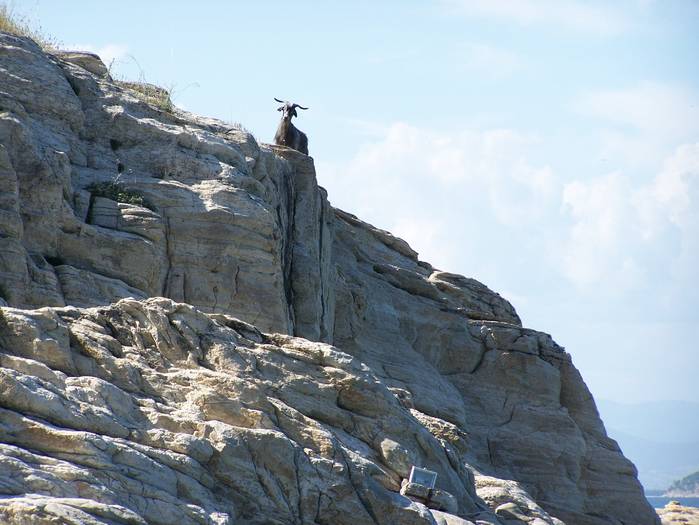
646,496,699,509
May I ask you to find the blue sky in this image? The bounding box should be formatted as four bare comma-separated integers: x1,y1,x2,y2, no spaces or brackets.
12,0,699,406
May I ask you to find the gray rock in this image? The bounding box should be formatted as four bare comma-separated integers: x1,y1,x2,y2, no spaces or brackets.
0,298,483,525
430,488,459,514
0,30,660,525
401,481,431,500
54,50,111,78
495,502,529,521
430,509,476,525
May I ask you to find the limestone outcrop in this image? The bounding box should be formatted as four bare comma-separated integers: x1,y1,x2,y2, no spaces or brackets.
658,502,699,525
0,32,659,524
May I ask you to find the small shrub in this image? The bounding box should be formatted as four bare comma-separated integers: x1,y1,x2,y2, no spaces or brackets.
117,80,173,112
87,181,151,209
0,3,59,50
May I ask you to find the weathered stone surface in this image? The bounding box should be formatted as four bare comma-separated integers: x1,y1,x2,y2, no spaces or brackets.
401,481,432,500
55,264,147,307
430,509,477,525
330,208,656,524
476,476,564,525
658,501,699,525
0,30,660,525
54,50,111,78
430,488,459,514
0,32,293,333
400,479,459,515
0,298,486,525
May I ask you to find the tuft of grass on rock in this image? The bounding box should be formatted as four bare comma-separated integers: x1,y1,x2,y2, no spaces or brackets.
224,120,258,142
117,81,174,112
0,3,59,50
87,181,151,209
226,121,251,133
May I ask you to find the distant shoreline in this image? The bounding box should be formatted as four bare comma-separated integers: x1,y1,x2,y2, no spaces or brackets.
647,496,699,510
664,491,699,498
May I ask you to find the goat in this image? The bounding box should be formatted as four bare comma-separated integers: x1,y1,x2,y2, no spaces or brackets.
274,98,309,155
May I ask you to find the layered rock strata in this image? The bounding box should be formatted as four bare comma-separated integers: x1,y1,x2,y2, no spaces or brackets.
0,32,659,524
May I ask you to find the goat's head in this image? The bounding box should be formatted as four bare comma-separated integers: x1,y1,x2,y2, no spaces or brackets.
274,98,308,120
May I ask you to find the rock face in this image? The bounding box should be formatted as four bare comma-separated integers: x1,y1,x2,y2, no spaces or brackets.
658,502,699,525
0,32,659,524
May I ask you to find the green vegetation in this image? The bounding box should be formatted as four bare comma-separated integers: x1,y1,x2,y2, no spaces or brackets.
0,3,59,50
87,181,151,209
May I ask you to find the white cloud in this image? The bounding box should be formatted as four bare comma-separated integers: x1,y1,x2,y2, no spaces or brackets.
561,142,699,297
636,143,699,290
321,122,555,223
460,43,524,79
317,122,557,272
320,120,698,317
561,172,641,287
578,82,698,137
442,0,631,35
576,82,699,167
390,216,461,271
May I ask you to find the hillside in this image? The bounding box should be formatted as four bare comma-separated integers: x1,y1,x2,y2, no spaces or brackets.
0,32,659,524
603,428,699,491
665,471,699,497
597,399,699,490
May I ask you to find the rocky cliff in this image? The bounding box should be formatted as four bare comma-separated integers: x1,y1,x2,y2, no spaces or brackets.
0,32,659,525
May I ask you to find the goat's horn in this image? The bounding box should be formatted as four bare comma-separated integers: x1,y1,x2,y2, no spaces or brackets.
274,98,285,103
293,104,309,110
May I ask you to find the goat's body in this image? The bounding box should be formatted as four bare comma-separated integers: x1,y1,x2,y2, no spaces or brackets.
274,118,308,155
273,100,309,155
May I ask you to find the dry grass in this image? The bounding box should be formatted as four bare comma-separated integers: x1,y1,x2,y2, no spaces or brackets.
109,55,176,113
117,80,174,112
0,3,59,50
225,121,253,134
0,7,176,116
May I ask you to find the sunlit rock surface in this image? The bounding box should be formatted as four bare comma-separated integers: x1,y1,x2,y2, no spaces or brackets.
658,501,699,525
0,32,659,524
